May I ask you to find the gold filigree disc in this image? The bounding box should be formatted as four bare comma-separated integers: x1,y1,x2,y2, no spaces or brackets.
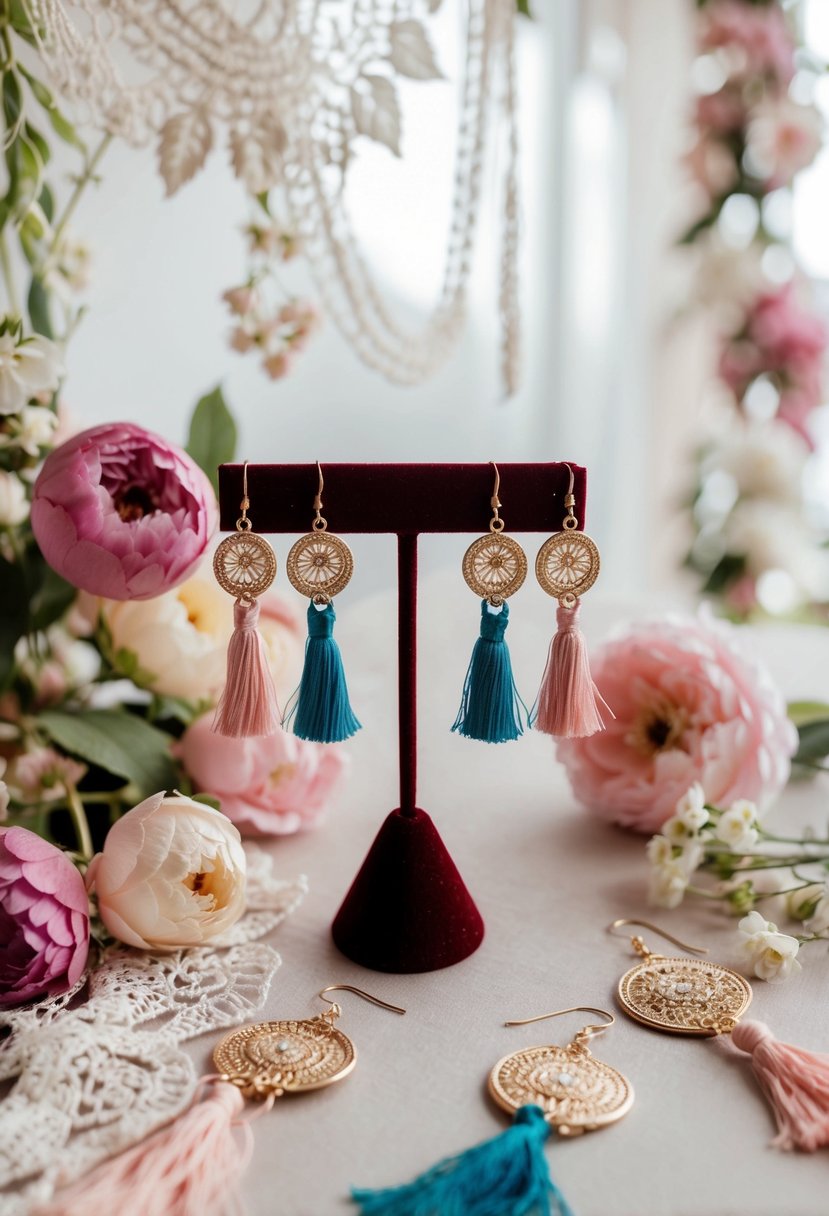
286,531,353,601
213,1017,356,1098
535,531,600,602
462,533,527,603
488,1044,634,1135
213,532,277,599
618,956,752,1036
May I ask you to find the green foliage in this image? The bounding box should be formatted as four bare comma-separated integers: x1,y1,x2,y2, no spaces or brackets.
186,385,237,493
0,554,28,689
788,701,829,728
39,709,179,799
794,719,829,766
28,557,75,632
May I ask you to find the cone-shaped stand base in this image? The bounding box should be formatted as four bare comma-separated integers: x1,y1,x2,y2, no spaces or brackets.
331,808,485,973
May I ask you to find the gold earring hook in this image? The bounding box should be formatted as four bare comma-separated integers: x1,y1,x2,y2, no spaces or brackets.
312,460,327,532
318,984,406,1018
236,461,252,532
561,462,578,530
489,461,504,533
504,1005,615,1046
607,918,708,959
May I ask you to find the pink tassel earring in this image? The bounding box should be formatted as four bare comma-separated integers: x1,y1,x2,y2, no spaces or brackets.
531,464,609,738
212,461,279,737
611,919,829,1152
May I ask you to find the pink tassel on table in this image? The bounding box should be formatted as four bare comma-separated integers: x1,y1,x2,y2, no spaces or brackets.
36,1080,252,1216
530,601,610,739
731,1020,829,1151
213,599,280,738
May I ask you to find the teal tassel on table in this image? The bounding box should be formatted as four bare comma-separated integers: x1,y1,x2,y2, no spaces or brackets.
351,1104,574,1216
452,600,526,743
286,600,361,743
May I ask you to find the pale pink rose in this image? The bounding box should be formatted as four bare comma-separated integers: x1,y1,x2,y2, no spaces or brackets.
557,612,797,834
31,423,218,601
178,715,348,836
747,98,824,188
700,1,796,84
0,826,89,1006
684,134,738,197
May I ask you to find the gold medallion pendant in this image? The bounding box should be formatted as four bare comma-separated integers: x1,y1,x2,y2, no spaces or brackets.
286,529,354,602
462,532,527,605
213,530,277,600
535,528,600,607
214,1014,356,1098
488,1039,634,1136
617,954,752,1036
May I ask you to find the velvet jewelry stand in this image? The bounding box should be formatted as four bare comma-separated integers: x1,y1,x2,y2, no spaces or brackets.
217,462,587,973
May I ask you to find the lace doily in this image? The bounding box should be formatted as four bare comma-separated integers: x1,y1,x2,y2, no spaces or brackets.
22,0,520,389
0,846,306,1215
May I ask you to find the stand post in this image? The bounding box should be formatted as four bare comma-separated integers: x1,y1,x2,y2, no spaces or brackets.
398,533,417,817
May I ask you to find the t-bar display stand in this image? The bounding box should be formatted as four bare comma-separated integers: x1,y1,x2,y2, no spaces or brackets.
218,462,587,973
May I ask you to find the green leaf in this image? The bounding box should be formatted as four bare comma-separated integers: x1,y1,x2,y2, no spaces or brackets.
19,66,85,151
794,719,829,765
186,386,237,494
112,646,161,689
701,552,746,596
38,183,54,224
0,555,28,689
788,701,829,728
27,275,53,338
28,560,75,631
516,0,532,14
39,709,178,799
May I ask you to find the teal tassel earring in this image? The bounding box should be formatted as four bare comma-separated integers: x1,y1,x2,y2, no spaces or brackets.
352,1006,632,1216
285,463,361,744
453,463,528,743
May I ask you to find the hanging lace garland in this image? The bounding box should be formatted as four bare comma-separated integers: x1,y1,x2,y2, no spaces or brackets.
22,0,521,391
0,849,306,1216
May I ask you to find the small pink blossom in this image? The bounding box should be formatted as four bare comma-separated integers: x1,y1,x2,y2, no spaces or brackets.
228,326,256,354
222,285,259,316
747,98,824,189
178,716,348,836
557,612,797,835
11,748,87,802
0,826,89,1006
699,0,796,85
695,88,747,136
31,422,218,601
262,350,294,380
244,223,280,256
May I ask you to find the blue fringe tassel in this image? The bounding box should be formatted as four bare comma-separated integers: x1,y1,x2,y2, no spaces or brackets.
285,600,361,744
452,600,526,743
351,1105,574,1216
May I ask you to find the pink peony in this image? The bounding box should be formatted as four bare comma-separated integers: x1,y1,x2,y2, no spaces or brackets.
31,423,217,601
178,715,348,836
557,613,797,835
0,827,90,1007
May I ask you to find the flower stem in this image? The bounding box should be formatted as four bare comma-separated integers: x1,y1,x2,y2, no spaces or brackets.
64,782,93,862
42,133,112,269
0,227,20,316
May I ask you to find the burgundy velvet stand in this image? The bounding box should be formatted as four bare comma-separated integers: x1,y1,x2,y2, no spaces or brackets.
218,463,587,973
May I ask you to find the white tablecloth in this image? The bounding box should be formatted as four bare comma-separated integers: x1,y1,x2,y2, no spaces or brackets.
196,576,829,1216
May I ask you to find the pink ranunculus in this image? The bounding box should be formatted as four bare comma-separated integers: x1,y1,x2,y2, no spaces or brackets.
0,827,90,1007
31,423,217,601
178,715,349,836
699,0,796,85
557,613,797,835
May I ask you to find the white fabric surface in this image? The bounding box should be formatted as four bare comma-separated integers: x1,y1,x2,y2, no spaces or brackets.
192,576,829,1216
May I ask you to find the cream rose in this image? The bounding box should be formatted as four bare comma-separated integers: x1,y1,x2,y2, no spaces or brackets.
101,562,302,701
87,792,246,948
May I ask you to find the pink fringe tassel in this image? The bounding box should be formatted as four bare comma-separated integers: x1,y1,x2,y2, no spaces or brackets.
731,1020,829,1151
531,602,610,738
36,1081,251,1216
213,599,279,738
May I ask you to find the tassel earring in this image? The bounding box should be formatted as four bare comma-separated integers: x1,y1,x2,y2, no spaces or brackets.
41,986,405,1216
352,1005,633,1215
284,462,361,743
610,918,829,1151
531,463,609,738
453,462,528,743
212,461,279,737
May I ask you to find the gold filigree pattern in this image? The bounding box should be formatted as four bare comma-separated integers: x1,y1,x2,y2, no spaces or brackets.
535,531,600,603
462,534,527,603
618,957,752,1036
286,532,354,601
488,1044,633,1135
213,1016,356,1098
213,532,277,599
